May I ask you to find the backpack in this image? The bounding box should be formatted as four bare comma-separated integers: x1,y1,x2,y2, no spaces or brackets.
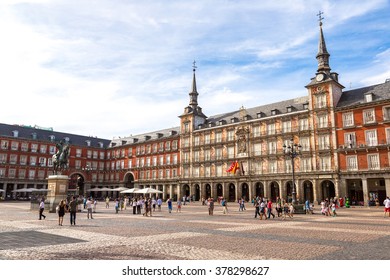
222,201,225,206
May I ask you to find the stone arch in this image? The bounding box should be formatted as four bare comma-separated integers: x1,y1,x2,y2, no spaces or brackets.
254,182,264,198
241,182,249,201
321,180,336,201
228,183,236,202
303,180,314,202
216,183,223,198
270,181,280,201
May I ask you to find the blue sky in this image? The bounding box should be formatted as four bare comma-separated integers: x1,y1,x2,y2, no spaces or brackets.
1,0,389,139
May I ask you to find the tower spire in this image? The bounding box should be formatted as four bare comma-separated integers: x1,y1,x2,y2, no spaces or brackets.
316,11,331,74
189,60,199,108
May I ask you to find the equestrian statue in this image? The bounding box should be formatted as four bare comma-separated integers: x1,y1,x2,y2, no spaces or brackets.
52,140,70,174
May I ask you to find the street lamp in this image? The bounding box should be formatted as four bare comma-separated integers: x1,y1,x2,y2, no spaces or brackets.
283,138,301,205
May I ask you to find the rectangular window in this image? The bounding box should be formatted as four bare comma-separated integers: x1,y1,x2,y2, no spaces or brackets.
93,151,98,159
21,142,28,152
268,141,277,154
319,156,331,171
31,144,38,152
318,135,330,150
269,161,277,173
316,94,326,108
227,130,235,141
253,126,260,137
204,150,210,161
166,169,170,178
76,149,82,157
10,154,17,164
363,109,376,124
100,152,105,159
299,118,309,131
30,156,37,166
39,157,46,166
383,106,390,121
205,166,211,177
367,154,380,170
342,112,354,127
40,145,47,153
252,143,261,156
172,141,178,150
173,154,178,164
29,170,35,179
20,155,27,165
11,141,19,151
49,146,56,154
19,169,26,179
285,160,292,173
194,151,199,162
216,148,222,160
194,136,200,146
267,123,275,135
205,134,210,144
317,114,328,128
282,121,291,133
193,167,200,178
300,137,310,152
365,130,378,146
346,156,358,171
344,132,356,148
216,132,222,143
159,156,164,166
301,158,311,172
216,165,222,177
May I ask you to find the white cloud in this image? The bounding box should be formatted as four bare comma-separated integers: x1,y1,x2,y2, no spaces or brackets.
0,0,389,138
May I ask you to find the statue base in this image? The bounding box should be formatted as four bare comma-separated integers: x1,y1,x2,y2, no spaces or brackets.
46,175,69,213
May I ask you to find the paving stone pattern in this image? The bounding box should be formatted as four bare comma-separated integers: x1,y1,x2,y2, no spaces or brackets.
0,202,389,260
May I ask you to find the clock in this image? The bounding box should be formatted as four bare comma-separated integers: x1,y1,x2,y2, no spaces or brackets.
316,73,325,82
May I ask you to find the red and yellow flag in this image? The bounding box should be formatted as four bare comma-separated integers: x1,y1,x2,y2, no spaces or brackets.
226,161,240,174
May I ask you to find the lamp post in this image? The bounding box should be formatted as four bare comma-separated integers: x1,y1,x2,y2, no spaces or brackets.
283,138,301,205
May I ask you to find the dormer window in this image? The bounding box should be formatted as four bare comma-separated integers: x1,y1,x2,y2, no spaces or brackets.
31,133,37,140
98,142,104,148
12,130,19,137
257,112,264,118
271,109,277,116
365,93,373,103
286,106,293,113
64,137,70,143
86,140,91,147
49,135,55,142
303,103,309,110
208,122,213,127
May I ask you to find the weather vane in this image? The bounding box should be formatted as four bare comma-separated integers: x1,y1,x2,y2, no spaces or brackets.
192,60,197,72
317,11,324,26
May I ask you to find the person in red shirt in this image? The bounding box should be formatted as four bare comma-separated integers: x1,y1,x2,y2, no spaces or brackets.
267,199,275,219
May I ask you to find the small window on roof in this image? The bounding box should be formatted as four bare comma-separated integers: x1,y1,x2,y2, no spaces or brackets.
49,135,55,142
86,140,91,147
64,137,70,143
303,103,309,110
31,133,37,140
365,93,373,103
12,130,19,137
271,109,277,116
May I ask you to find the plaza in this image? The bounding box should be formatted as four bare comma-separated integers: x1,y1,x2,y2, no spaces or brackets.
0,201,389,260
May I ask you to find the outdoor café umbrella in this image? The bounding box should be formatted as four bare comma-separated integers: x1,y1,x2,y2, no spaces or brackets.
12,187,35,193
112,187,129,192
120,188,140,194
133,187,163,194
88,187,112,192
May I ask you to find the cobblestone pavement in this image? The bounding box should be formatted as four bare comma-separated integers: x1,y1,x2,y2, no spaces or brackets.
0,201,389,260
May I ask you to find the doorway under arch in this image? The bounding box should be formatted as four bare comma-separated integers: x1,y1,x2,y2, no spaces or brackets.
228,183,236,202
270,181,279,201
255,182,264,198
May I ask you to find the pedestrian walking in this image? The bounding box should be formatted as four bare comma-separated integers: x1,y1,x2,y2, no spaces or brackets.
208,198,214,215
93,199,97,213
331,202,337,217
177,199,182,213
105,196,110,208
115,198,119,214
39,198,46,220
259,200,267,220
86,197,93,219
254,199,260,218
132,198,137,215
221,198,228,214
384,197,390,217
152,198,156,212
167,198,172,213
267,199,275,219
68,196,78,225
157,197,162,211
57,200,66,226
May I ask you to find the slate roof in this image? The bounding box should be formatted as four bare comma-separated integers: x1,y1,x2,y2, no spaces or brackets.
109,127,180,147
336,81,390,108
205,96,309,126
0,123,110,148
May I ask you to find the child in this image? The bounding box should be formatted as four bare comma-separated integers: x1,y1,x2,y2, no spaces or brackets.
331,202,337,217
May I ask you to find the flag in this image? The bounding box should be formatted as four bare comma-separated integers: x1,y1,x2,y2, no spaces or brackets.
226,161,240,174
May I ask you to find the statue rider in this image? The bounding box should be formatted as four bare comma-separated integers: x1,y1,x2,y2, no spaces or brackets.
55,140,64,161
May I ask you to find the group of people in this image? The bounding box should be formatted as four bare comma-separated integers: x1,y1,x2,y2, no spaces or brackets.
253,196,294,220
38,196,79,226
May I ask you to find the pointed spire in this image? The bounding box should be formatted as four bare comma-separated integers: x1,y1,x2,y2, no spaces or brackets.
189,60,199,108
316,11,331,73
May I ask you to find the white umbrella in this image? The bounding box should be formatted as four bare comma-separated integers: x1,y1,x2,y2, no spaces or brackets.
120,188,140,194
12,188,35,193
112,187,129,192
133,187,163,194
89,187,112,192
32,188,49,192
0,189,5,192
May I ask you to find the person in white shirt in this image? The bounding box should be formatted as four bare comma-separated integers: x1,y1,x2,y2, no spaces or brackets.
383,197,390,217
86,198,93,219
39,198,46,220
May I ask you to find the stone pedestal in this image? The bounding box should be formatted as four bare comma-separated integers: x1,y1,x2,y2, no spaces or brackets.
47,175,69,213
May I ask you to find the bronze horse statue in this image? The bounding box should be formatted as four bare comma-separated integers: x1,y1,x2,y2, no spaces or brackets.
52,143,70,174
